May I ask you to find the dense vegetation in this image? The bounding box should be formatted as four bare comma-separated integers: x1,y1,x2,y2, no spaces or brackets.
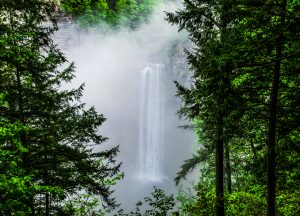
0,0,121,215
60,0,159,28
0,0,299,215
166,0,300,215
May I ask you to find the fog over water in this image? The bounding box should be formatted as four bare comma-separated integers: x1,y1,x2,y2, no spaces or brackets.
55,1,195,212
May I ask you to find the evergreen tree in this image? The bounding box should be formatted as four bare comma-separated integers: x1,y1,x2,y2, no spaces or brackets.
166,1,242,214
0,93,35,215
167,0,300,215
231,1,300,214
0,0,120,214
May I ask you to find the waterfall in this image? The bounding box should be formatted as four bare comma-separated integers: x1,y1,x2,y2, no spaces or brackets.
137,64,164,182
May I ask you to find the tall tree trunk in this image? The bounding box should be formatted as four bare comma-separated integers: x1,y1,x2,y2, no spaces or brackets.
45,153,50,216
46,192,49,216
216,116,224,216
216,2,233,213
267,1,286,215
225,142,232,193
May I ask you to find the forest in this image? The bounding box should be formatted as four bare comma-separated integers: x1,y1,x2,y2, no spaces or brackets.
0,0,299,215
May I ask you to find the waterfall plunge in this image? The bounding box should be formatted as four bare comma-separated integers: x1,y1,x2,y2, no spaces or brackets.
137,64,165,182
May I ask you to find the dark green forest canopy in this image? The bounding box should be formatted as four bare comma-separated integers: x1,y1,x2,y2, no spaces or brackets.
60,0,159,28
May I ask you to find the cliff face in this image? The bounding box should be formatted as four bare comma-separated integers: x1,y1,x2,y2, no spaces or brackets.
168,39,192,88
53,5,73,23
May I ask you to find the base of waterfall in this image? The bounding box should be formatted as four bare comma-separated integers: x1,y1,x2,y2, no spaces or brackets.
135,172,167,182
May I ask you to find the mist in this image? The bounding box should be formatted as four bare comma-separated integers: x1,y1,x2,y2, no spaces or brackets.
54,1,195,212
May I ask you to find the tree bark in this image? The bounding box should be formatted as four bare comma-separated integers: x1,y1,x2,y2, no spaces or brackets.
216,116,224,216
46,192,49,216
45,153,50,216
225,142,232,193
267,1,286,215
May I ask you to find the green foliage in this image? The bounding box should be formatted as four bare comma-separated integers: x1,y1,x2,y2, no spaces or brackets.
143,187,175,215
116,187,175,216
176,183,267,216
0,94,62,215
0,117,32,215
226,189,267,216
60,0,93,16
115,0,139,27
61,0,158,28
0,0,121,214
176,184,215,216
62,194,106,216
167,0,300,215
276,190,300,215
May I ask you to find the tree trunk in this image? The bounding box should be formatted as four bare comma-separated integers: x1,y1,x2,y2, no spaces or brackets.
45,148,50,215
225,142,232,193
46,192,49,216
267,1,286,215
216,116,224,216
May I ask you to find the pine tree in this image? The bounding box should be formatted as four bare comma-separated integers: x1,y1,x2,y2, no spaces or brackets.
0,93,36,215
168,0,300,215
0,0,120,214
166,1,242,214
227,1,299,214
